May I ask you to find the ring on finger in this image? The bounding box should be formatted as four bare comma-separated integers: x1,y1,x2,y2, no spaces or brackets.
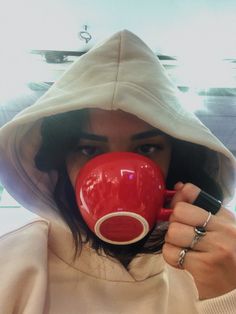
194,226,207,236
189,226,207,249
202,211,212,229
193,190,221,215
190,233,203,249
189,210,211,250
178,248,188,268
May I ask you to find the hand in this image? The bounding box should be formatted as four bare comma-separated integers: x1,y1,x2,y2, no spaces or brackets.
162,182,236,300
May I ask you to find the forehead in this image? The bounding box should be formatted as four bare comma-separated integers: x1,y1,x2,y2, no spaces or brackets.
85,109,154,136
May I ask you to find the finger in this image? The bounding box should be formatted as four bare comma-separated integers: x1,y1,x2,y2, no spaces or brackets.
162,242,206,270
217,207,236,223
174,181,184,191
169,202,219,230
170,183,200,208
169,200,235,230
170,182,234,221
165,222,211,252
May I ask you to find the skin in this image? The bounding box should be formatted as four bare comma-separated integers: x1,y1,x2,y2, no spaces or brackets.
163,182,236,300
66,109,172,186
66,108,236,300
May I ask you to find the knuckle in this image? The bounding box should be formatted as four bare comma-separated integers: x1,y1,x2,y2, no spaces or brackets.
182,183,195,197
225,210,236,223
220,248,234,261
166,222,179,240
204,244,235,268
162,243,176,267
181,183,200,204
171,183,200,211
171,202,186,221
197,256,216,277
215,242,234,261
198,252,223,270
218,208,236,222
199,256,213,270
162,243,169,260
227,224,236,238
221,223,236,241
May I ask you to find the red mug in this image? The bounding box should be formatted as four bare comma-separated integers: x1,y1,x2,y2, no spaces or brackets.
75,152,174,245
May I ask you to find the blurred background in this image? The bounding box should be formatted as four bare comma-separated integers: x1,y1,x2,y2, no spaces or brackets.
0,0,235,226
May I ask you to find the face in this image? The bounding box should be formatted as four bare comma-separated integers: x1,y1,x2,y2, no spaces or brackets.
66,109,172,187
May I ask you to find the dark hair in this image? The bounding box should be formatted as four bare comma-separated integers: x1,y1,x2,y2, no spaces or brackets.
166,139,223,200
35,109,223,265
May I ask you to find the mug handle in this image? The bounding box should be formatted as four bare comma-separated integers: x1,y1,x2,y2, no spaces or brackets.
156,190,176,221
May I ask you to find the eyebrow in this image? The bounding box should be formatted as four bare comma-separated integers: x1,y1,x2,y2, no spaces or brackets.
80,132,108,142
131,129,164,140
79,129,164,142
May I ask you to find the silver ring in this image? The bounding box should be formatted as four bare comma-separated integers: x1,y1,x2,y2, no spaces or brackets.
189,213,211,249
194,226,207,236
202,211,212,229
189,226,207,249
190,234,202,249
178,248,188,268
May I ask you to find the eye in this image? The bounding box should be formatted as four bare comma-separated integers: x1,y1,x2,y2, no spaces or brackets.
136,144,163,155
76,145,102,157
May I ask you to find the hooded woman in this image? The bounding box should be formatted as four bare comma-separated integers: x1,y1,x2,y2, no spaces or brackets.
0,30,236,314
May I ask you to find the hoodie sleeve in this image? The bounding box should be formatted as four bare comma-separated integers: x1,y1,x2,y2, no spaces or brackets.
0,220,49,314
197,289,236,314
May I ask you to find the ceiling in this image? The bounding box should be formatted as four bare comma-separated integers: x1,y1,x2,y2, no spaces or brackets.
0,0,235,154
1,0,236,56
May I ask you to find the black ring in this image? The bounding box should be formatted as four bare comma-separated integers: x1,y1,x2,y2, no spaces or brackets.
193,190,222,215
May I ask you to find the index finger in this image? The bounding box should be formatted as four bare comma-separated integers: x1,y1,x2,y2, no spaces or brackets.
169,201,235,230
170,183,222,216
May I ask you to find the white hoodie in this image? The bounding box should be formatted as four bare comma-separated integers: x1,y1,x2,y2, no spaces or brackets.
0,30,236,314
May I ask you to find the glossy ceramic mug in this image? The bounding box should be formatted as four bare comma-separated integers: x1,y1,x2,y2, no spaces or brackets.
75,152,174,245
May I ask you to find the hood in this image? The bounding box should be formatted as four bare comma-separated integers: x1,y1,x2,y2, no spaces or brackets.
0,30,235,227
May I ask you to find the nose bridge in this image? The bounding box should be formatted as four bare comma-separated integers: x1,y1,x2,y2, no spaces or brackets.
108,137,130,152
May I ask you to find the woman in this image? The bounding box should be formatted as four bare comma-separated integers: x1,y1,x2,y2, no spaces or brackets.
0,30,235,313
